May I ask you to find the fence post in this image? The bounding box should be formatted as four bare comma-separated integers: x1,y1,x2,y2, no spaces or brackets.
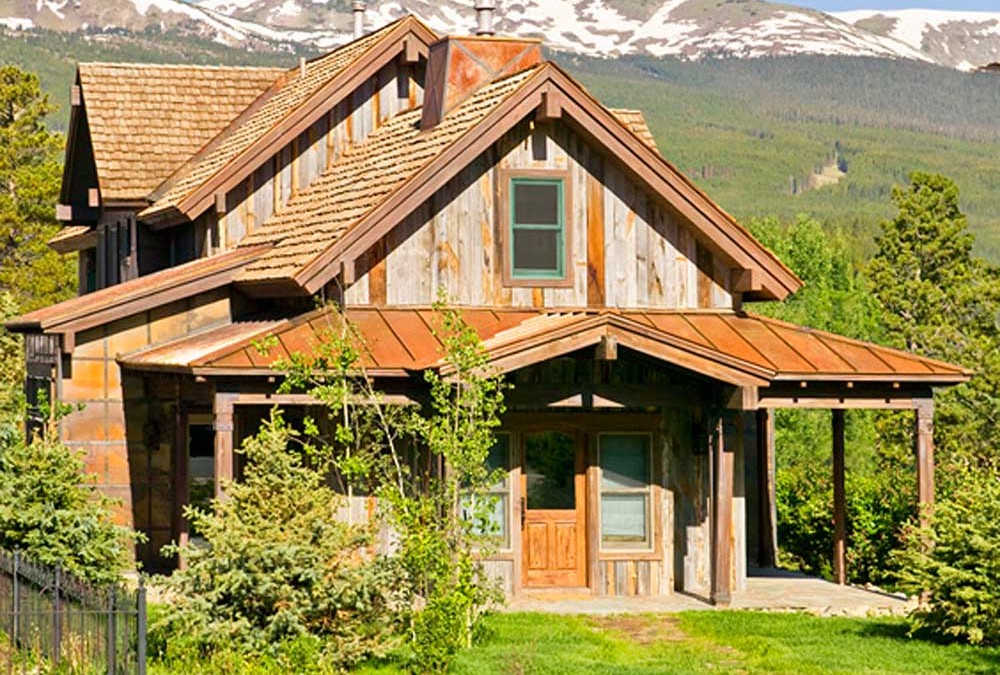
136,578,147,675
11,551,19,648
53,564,62,666
106,586,117,675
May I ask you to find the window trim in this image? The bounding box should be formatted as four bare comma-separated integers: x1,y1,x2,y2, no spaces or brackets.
597,432,655,554
466,432,514,553
500,169,573,288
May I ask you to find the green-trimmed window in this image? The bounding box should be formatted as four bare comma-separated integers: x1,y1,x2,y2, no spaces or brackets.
461,435,511,548
599,434,652,550
509,177,565,279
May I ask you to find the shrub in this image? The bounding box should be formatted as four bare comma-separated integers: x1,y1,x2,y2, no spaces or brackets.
894,469,1000,645
0,423,136,583
153,412,405,671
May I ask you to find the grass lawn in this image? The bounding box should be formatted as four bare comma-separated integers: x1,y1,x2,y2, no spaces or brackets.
356,611,1000,675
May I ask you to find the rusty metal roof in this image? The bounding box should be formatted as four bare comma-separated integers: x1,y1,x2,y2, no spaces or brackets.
116,307,971,386
7,247,267,334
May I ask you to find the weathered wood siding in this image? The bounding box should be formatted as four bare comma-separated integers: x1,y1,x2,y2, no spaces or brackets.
218,60,425,251
59,289,233,569
347,120,733,310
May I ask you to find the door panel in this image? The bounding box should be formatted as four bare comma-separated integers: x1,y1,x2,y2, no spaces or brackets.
522,431,587,587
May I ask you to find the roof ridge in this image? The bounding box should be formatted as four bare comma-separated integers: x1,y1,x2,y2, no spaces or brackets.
141,15,429,219
78,62,287,71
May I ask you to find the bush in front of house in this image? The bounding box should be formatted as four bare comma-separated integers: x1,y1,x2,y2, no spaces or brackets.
0,423,137,584
894,468,1000,646
153,412,406,671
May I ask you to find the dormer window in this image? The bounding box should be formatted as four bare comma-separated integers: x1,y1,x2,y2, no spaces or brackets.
504,172,571,286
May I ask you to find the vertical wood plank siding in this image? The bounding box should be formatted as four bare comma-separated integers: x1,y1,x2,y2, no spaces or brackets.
218,61,424,251
350,120,733,310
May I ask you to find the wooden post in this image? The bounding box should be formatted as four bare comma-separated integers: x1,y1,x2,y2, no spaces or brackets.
214,392,237,501
711,414,733,606
914,399,935,526
832,409,847,585
755,408,777,568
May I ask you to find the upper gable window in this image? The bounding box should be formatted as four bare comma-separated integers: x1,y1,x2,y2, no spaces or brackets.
504,173,571,286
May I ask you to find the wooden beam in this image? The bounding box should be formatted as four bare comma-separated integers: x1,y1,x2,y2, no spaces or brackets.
536,89,562,122
213,391,237,501
70,85,82,107
832,409,847,585
341,259,356,286
914,399,935,527
756,408,777,568
730,268,761,293
215,191,226,216
402,37,420,64
711,415,733,606
595,334,617,361
723,385,758,410
55,204,73,222
87,188,100,209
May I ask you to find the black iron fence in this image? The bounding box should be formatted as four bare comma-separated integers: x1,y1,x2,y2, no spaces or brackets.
0,550,146,674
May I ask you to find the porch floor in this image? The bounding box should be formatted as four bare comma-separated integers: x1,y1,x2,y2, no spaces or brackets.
504,568,914,617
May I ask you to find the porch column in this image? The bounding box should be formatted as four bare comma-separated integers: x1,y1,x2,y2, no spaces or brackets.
755,408,777,568
832,409,847,585
214,391,237,501
711,414,734,606
914,399,935,526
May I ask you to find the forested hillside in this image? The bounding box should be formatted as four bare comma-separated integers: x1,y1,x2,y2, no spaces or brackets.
3,27,999,261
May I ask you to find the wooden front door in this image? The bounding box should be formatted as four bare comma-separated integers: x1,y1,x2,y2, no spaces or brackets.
521,431,587,587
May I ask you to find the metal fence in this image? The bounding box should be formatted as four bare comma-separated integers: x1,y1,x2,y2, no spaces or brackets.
0,550,146,674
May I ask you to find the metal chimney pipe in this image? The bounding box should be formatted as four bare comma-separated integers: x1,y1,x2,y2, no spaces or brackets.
475,0,496,36
352,1,366,39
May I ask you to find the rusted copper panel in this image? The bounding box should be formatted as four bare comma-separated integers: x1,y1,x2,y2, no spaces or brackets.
764,323,854,373
350,310,413,369
63,358,107,400
639,313,712,348
679,314,772,369
719,315,812,372
863,348,934,374
377,309,442,365
814,338,894,375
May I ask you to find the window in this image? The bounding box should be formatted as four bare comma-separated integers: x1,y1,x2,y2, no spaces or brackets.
507,176,568,283
187,418,215,543
599,434,652,550
461,434,511,549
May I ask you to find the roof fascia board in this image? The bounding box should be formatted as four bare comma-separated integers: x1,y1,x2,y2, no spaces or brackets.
10,247,268,339
290,66,554,294
59,71,83,206
171,20,437,225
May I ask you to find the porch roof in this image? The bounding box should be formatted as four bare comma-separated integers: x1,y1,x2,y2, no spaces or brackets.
116,307,971,388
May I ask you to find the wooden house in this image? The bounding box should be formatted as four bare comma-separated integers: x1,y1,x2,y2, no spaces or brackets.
9,13,969,605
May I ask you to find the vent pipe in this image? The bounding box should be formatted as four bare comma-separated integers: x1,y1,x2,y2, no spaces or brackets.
352,1,366,39
475,1,496,36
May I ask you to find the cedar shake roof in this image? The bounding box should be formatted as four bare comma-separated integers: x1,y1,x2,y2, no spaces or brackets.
117,307,971,386
610,109,658,152
79,63,285,202
8,246,266,335
141,17,433,222
234,65,543,284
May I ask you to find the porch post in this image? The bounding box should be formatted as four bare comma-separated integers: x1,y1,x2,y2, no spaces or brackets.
213,391,237,501
914,399,935,526
711,414,734,606
832,409,847,585
755,408,777,568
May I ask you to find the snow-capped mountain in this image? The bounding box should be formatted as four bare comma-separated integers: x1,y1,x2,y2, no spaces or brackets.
835,9,1000,71
1,0,998,71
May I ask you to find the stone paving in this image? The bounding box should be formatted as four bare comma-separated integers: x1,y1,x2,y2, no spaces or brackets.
505,568,914,616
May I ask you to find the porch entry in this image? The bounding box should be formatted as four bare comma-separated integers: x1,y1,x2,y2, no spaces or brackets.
521,431,587,587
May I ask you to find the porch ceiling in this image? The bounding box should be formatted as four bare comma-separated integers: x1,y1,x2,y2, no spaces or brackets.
115,307,971,390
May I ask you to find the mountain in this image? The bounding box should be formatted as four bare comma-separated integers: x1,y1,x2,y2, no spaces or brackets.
835,9,1000,71
2,0,999,71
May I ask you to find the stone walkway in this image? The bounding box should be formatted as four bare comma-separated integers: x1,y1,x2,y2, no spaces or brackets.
505,568,914,616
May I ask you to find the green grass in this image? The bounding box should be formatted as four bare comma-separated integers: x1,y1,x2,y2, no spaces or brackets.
354,611,1000,675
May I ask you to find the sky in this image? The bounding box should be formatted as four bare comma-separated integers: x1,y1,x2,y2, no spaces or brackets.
793,0,1000,10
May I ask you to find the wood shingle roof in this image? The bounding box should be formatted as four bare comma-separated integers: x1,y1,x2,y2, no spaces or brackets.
79,63,284,202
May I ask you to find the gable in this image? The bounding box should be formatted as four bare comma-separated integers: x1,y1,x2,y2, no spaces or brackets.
344,118,733,311
229,61,799,302
140,17,438,227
